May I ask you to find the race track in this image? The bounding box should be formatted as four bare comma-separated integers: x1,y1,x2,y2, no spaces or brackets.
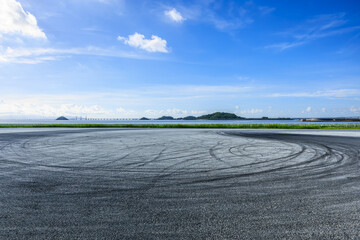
0,128,359,239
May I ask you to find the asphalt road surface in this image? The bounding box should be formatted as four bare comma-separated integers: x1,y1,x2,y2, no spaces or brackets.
0,128,360,239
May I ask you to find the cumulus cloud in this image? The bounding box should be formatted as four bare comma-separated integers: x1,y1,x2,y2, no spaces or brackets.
165,8,185,23
0,0,46,39
117,33,168,53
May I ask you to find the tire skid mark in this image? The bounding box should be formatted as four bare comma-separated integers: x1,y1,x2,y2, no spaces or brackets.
1,129,360,194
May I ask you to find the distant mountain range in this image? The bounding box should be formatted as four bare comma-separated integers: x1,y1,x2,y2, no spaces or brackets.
139,112,292,121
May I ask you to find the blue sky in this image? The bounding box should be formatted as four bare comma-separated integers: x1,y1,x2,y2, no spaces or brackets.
0,0,360,118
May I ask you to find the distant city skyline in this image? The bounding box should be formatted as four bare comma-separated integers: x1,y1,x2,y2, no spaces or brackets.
1,0,360,118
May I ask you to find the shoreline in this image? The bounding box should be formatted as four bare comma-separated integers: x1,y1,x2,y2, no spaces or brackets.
1,123,360,129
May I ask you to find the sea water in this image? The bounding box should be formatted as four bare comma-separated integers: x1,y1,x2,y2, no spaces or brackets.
0,119,356,125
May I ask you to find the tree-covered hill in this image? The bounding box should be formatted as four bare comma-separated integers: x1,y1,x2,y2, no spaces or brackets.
197,112,244,120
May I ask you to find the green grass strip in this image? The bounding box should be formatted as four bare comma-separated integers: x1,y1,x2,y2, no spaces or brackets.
0,123,360,129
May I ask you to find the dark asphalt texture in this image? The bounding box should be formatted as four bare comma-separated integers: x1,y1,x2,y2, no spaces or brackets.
0,128,360,239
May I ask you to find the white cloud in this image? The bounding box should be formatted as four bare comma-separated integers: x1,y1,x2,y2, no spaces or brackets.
0,47,62,63
96,0,113,4
321,107,326,112
175,1,254,31
237,76,250,81
0,91,214,118
258,6,275,15
0,97,141,118
0,0,46,39
265,42,305,51
0,101,110,117
240,109,263,114
0,84,254,110
350,106,360,113
306,106,312,112
165,8,185,23
145,108,188,117
0,46,154,64
270,89,360,98
116,107,135,116
188,85,251,93
266,13,360,50
117,33,168,53
191,110,206,115
143,109,205,118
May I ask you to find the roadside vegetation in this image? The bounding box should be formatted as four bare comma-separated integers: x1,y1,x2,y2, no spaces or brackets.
1,123,360,129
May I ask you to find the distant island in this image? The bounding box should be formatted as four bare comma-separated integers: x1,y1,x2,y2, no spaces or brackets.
157,116,174,120
197,112,244,120
140,117,150,120
56,116,69,120
247,117,292,120
182,116,197,120
301,118,360,122
153,112,291,121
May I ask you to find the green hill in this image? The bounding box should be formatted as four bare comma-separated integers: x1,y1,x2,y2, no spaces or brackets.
56,116,68,120
183,116,197,120
157,116,174,120
197,112,244,120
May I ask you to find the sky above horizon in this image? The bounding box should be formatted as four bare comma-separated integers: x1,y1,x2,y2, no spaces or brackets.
0,0,360,118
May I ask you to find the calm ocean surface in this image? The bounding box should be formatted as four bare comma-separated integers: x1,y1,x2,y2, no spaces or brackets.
0,119,357,125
